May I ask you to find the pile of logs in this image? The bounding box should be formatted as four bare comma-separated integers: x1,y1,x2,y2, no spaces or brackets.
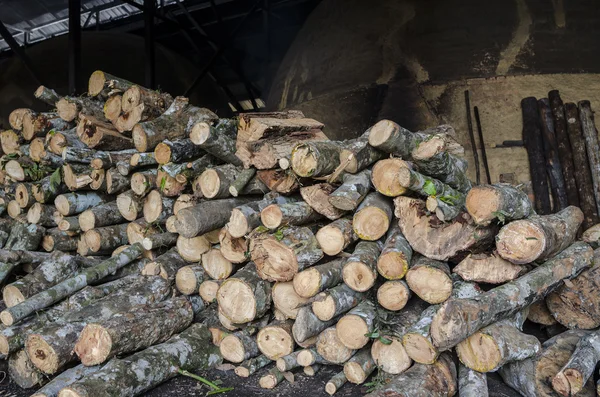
1,72,600,397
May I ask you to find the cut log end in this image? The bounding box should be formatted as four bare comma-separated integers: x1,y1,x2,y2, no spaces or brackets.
227,209,250,238
261,204,283,229
344,362,369,384
199,169,222,199
132,125,149,153
465,187,501,225
552,371,573,397
292,268,322,298
26,334,61,374
496,220,546,264
73,324,111,366
175,266,201,295
142,190,164,223
371,158,409,197
199,280,220,302
377,281,410,311
257,326,294,360
217,279,257,324
315,226,346,256
402,333,437,365
368,120,397,148
3,285,25,308
455,332,501,373
353,207,389,241
189,122,211,145
312,295,338,321
154,142,172,165
219,335,247,363
406,266,452,304
336,315,369,350
343,261,377,292
371,337,411,374
290,145,318,177
317,327,355,364
88,70,106,96
377,251,409,280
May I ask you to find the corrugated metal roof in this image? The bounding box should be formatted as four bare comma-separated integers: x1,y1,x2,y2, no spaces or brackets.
0,0,181,52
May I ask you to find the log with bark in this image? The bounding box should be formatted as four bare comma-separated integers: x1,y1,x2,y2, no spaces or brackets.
458,363,488,397
88,70,133,97
292,258,344,298
343,347,376,385
190,118,242,166
466,184,534,226
371,158,410,197
342,240,382,292
260,201,322,229
175,197,255,238
176,234,210,262
353,192,393,241
78,201,124,232
453,252,531,284
9,349,46,389
335,300,377,349
312,283,365,321
22,111,72,142
578,100,600,216
325,371,348,396
235,354,272,377
315,326,356,364
315,217,357,256
405,256,452,304
328,168,371,211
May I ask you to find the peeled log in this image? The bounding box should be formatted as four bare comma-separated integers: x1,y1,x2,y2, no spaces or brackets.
552,329,600,397
496,206,583,264
315,217,357,256
430,242,593,351
342,241,382,292
58,323,222,397
456,310,541,372
353,192,393,241
74,296,193,366
394,196,497,261
300,183,346,220
175,197,255,238
465,184,534,226
499,329,596,397
216,263,272,324
328,168,371,211
250,225,323,282
292,258,344,298
546,257,600,329
453,252,531,284
377,223,412,280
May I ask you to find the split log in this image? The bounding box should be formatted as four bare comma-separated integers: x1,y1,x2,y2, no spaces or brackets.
142,190,174,223
522,97,552,214
3,253,78,307
315,217,357,256
235,354,272,377
219,229,248,263
430,242,593,351
256,320,295,359
499,329,596,397
31,364,101,397
496,206,583,264
406,256,452,304
299,183,345,221
261,201,322,229
458,363,488,397
143,247,188,283
217,262,272,324
175,197,255,238
190,119,242,166
5,222,44,250
316,326,356,364
116,190,143,221
565,102,599,229
74,296,193,366
9,349,46,389
58,323,222,397
76,114,133,150
578,100,600,215
325,371,348,395
454,252,531,284
220,329,260,363
276,351,302,372
55,192,109,216
259,366,286,389
377,280,411,311
25,275,171,374
292,306,338,344
271,281,308,319
368,119,460,158
240,116,322,142
78,201,124,232
84,223,128,254
292,258,344,298
552,328,600,396
312,283,365,321
154,138,205,165
0,243,144,326
257,169,300,194
132,96,217,152
23,112,72,141
329,168,371,211
377,223,412,280
546,258,600,329
343,347,376,385
342,241,382,292
176,234,210,262
466,184,534,226
336,300,376,349
456,309,541,372
549,91,580,207
88,70,133,97
539,98,569,210
27,203,57,227
56,96,104,122
411,136,472,193
371,158,410,197
395,196,496,261
250,225,323,282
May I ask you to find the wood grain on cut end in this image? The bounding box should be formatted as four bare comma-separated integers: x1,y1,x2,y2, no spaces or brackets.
496,220,546,264
217,279,257,324
377,280,410,311
371,337,412,374
371,158,409,197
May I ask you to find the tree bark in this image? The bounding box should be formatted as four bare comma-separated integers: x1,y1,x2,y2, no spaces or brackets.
199,164,265,199
0,243,144,326
175,197,255,238
578,100,600,216
343,347,375,385
31,364,101,397
33,85,60,107
539,98,569,210
276,351,302,372
9,349,46,389
261,201,322,229
292,258,345,298
78,201,124,232
57,216,80,232
56,96,105,122
5,222,44,250
235,354,272,377
227,195,292,238
229,168,256,197
315,217,357,256
154,138,205,165
23,111,72,141
466,184,534,226
88,149,137,170
565,102,599,229
141,231,177,250
88,70,133,97
458,363,488,397
55,192,109,216
406,256,452,304
32,173,68,204
496,206,583,264
453,252,530,284
292,306,338,344
142,247,188,284
342,240,382,292
250,225,323,282
42,230,79,252
83,223,128,254
499,329,596,397
190,119,242,166
353,192,393,241
325,371,348,395
328,168,371,211
58,323,222,397
522,97,552,214
291,140,350,177
27,203,57,227
398,167,465,214
47,128,85,156
312,283,365,321
430,242,593,351
216,262,272,324
259,366,286,389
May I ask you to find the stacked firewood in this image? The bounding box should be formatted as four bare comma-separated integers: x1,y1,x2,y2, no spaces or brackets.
1,71,600,397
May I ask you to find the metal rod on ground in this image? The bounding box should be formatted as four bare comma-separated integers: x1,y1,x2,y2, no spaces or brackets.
474,106,491,184
464,90,481,184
